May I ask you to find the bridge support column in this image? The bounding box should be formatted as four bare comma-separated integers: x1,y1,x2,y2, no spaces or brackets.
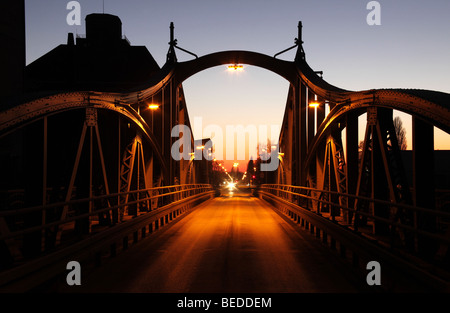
307,89,315,148
292,80,307,186
346,112,359,224
412,117,437,257
371,108,391,235
355,107,397,235
284,88,295,186
149,84,172,186
164,81,183,186
314,142,325,213
162,85,172,185
316,96,326,127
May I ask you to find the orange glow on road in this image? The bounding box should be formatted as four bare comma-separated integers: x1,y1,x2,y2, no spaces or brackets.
72,189,365,292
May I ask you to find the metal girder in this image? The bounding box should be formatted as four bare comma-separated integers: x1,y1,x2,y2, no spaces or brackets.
0,92,168,182
345,112,359,224
306,88,450,172
55,121,87,245
55,108,113,245
353,119,373,230
353,107,414,246
119,139,138,219
317,132,347,220
118,136,149,219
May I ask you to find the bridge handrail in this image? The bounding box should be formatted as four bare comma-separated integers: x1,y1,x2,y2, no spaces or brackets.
259,184,450,263
0,184,214,255
0,184,212,218
261,184,450,221
0,184,214,291
258,186,450,291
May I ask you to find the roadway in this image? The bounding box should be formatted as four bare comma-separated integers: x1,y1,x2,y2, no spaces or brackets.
53,186,370,293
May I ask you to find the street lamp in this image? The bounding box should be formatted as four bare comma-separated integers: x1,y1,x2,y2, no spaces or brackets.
147,103,160,132
228,64,244,71
148,104,160,110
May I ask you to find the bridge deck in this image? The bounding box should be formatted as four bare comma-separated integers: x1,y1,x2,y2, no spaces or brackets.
50,188,370,293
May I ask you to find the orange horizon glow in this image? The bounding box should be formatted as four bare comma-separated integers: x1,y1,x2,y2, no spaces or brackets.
185,67,450,174
206,112,450,174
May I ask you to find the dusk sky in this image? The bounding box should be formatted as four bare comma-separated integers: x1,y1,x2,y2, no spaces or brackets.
25,0,450,171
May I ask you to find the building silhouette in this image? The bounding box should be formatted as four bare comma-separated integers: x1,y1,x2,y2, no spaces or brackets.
25,13,161,93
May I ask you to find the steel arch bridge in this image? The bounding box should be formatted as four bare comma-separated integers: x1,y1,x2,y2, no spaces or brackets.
1,18,450,291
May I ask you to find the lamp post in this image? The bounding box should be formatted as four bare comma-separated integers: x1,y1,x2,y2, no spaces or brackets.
148,103,159,133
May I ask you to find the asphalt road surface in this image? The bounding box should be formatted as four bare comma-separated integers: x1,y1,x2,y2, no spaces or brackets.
55,187,370,293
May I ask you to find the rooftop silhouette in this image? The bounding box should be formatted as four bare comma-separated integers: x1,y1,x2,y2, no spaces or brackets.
25,13,160,93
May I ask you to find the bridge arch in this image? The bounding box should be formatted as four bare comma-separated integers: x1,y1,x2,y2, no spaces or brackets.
172,50,299,87
0,92,168,181
307,88,450,164
300,86,450,255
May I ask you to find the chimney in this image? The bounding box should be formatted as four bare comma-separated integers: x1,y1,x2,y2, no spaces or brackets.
67,33,75,46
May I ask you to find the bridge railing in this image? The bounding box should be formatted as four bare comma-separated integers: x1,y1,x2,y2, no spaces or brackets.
259,184,450,291
0,184,214,283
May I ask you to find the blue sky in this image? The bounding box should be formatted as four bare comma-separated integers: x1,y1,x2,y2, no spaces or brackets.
25,0,450,168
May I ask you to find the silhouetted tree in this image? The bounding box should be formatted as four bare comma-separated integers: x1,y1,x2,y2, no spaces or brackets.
246,159,255,185
358,116,407,152
246,159,254,174
393,116,407,150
